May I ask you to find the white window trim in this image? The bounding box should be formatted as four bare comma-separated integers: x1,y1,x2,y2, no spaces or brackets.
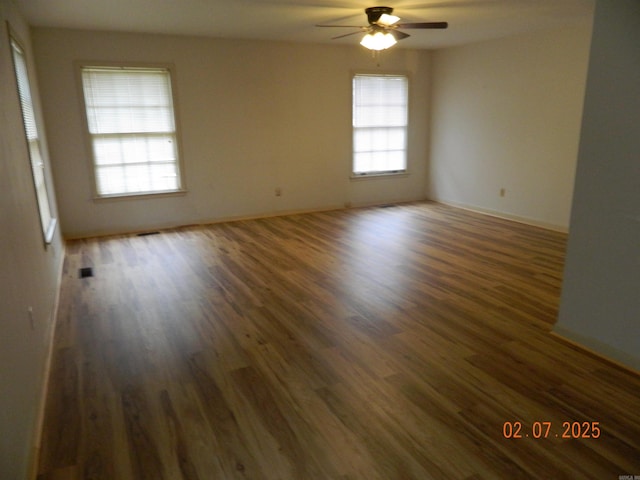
9,30,57,245
76,62,187,200
351,72,410,178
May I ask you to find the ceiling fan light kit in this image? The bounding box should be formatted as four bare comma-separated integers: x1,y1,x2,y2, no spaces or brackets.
360,31,397,50
378,13,400,26
317,5,448,52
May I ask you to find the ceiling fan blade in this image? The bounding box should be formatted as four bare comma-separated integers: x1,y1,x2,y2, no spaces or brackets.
316,24,366,28
331,30,365,40
390,30,411,40
396,21,448,29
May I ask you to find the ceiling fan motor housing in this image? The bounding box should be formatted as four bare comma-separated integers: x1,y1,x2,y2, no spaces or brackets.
365,6,394,25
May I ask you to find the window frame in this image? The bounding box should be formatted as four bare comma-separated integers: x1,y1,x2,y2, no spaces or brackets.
76,62,186,200
9,28,58,245
351,72,410,178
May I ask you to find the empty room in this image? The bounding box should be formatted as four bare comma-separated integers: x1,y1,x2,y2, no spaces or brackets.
1,0,639,478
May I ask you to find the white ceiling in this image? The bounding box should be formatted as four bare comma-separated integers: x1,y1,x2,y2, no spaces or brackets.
15,0,594,49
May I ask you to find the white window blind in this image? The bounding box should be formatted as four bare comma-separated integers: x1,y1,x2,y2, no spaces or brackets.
352,74,408,175
81,67,182,197
11,37,57,244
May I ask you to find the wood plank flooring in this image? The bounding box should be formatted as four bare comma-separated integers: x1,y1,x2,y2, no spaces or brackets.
37,202,640,479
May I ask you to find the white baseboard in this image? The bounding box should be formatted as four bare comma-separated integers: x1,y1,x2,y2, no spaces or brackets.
28,247,66,480
62,199,430,240
551,326,640,374
432,199,569,233
62,204,350,240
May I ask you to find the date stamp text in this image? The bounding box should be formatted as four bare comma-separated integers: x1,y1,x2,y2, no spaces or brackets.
502,421,601,439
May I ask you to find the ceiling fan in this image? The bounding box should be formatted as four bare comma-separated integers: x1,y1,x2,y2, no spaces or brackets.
317,6,448,50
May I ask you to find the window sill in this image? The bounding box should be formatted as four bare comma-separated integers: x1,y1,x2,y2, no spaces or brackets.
44,218,57,245
93,189,187,202
350,171,409,181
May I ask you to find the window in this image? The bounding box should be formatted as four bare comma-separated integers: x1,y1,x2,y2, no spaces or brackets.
10,36,57,244
80,66,183,197
352,74,408,176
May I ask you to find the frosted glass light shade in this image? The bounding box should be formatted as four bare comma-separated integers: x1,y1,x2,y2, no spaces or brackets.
378,13,400,26
360,32,397,50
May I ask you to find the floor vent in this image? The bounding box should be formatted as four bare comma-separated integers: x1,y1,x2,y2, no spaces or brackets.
79,267,94,278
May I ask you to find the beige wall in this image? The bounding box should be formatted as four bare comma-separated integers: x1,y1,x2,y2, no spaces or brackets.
0,3,634,477
0,1,64,478
428,21,593,231
31,28,432,238
556,0,640,370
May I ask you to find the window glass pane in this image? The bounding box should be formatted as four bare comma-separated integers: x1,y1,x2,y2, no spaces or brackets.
354,150,405,174
354,106,407,127
95,162,178,196
81,67,182,197
354,127,406,153
352,74,408,175
93,135,176,166
85,106,174,134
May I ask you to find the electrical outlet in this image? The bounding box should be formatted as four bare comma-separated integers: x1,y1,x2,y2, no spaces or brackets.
275,187,282,197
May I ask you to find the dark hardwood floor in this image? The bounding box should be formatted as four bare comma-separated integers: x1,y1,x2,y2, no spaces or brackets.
37,202,640,479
